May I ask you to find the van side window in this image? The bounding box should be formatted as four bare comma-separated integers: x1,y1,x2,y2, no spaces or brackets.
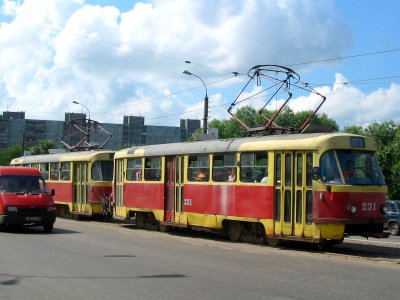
240,152,268,183
188,155,210,182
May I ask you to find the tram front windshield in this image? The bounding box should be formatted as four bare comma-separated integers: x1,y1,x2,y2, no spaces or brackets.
320,150,385,185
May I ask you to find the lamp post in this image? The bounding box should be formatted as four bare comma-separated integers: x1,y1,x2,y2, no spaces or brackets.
72,100,91,143
182,70,208,134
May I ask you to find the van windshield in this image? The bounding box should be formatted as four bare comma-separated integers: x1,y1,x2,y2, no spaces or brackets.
0,175,50,194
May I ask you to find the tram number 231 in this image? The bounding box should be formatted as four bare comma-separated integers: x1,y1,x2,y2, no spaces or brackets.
183,198,192,206
362,202,376,211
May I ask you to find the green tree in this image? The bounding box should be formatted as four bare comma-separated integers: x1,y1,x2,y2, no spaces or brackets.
209,106,338,139
0,145,22,166
29,140,58,155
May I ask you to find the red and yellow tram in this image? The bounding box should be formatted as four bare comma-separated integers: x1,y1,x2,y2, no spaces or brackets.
11,151,114,218
113,132,388,246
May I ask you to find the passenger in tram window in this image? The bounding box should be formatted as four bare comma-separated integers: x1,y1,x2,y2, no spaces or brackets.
196,169,207,181
135,169,142,181
261,169,268,183
228,169,236,182
344,160,355,178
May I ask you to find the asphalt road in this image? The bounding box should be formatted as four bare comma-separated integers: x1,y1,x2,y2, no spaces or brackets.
0,218,399,300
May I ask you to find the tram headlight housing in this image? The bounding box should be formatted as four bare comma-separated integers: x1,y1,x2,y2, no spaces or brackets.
349,205,357,214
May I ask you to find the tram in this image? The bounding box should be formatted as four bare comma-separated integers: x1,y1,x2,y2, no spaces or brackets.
113,132,388,246
10,151,114,218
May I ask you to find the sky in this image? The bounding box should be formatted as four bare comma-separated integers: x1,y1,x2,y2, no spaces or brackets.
0,0,399,130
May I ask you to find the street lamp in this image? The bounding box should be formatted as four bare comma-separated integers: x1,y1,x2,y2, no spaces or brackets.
72,100,91,143
182,70,209,134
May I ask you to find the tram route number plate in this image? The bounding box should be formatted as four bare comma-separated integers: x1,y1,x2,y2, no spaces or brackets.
26,216,42,221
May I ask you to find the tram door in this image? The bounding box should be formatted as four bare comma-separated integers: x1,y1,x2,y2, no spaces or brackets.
114,159,124,218
293,152,314,237
164,156,185,224
73,162,87,213
274,152,294,236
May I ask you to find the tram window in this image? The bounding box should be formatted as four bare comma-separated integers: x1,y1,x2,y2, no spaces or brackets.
320,151,342,184
127,158,142,181
144,157,161,181
39,163,49,180
296,153,303,187
212,153,237,182
50,163,59,181
306,190,312,224
275,190,281,222
296,190,302,224
60,162,71,181
284,190,291,223
275,154,281,186
285,154,291,186
306,153,313,187
188,155,210,182
336,150,385,185
92,161,113,181
240,152,268,183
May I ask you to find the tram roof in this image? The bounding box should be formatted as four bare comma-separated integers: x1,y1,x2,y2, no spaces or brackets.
10,150,115,165
115,132,376,158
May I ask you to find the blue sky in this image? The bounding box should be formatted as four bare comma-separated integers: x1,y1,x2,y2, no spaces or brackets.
0,0,399,129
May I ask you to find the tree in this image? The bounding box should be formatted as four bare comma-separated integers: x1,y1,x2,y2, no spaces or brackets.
29,140,58,155
0,145,22,166
209,106,338,139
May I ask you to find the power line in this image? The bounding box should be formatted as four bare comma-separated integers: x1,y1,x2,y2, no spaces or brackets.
288,49,400,67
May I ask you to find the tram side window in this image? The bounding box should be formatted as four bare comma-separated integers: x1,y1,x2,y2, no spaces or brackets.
306,153,313,187
92,161,113,181
60,162,71,181
240,152,268,183
144,157,161,181
127,158,142,181
39,163,49,180
188,155,210,182
320,151,343,184
212,153,237,182
50,163,59,180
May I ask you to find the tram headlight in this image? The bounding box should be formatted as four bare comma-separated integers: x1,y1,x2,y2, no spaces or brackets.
381,205,388,213
349,205,357,214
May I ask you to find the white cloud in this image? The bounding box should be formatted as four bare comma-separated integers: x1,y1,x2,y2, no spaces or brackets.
0,0,396,129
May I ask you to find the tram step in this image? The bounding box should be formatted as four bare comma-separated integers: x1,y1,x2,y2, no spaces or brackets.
161,222,188,228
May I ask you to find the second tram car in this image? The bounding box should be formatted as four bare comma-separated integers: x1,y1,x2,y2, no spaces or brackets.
11,151,114,218
113,132,388,246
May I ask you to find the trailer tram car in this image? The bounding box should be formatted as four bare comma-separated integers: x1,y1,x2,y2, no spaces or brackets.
113,132,388,246
11,151,114,218
114,132,389,245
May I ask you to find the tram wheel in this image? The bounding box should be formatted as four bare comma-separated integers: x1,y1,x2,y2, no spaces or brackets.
265,236,281,247
158,222,169,232
135,212,144,229
227,221,242,242
389,222,399,235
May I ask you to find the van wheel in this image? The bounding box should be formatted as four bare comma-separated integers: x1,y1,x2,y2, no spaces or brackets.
43,223,54,232
389,222,399,235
